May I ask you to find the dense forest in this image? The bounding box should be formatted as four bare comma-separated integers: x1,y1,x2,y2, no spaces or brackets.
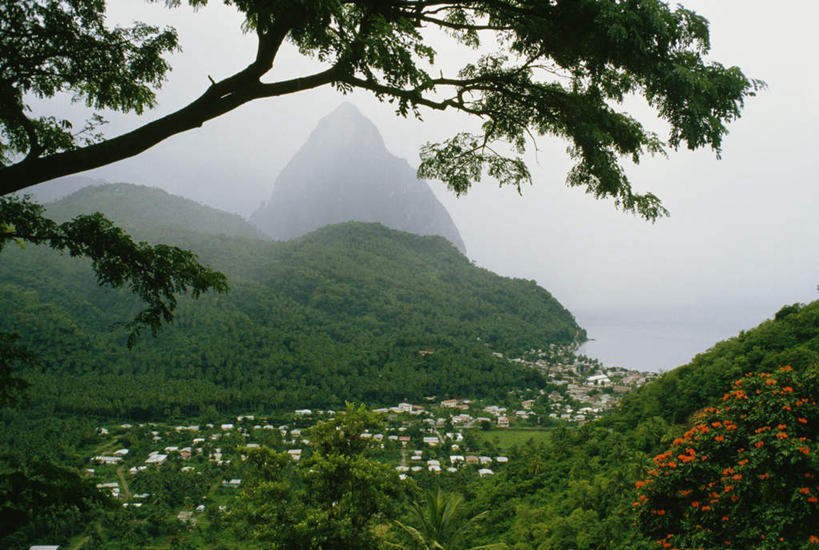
1,294,816,548
2,185,816,549
0,184,584,418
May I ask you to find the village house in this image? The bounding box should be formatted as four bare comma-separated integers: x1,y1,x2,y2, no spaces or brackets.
145,453,167,465
497,416,510,428
92,456,121,465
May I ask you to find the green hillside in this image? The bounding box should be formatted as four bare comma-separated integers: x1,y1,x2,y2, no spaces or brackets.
610,300,819,428
0,184,584,418
44,183,267,239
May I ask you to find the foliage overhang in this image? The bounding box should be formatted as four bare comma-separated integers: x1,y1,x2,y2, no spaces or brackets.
0,0,763,220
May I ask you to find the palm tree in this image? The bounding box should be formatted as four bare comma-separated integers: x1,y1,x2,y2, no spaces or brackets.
386,489,507,550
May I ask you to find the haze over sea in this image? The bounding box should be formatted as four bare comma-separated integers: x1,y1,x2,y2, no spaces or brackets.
576,303,786,373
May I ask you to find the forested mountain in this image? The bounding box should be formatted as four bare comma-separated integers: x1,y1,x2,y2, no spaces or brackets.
0,184,582,419
250,103,467,253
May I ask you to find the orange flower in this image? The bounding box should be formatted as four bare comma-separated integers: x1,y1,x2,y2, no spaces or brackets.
692,501,700,508
702,505,712,511
809,497,818,503
783,386,794,393
776,432,789,439
759,473,770,480
777,424,787,430
809,534,819,544
766,379,778,385
715,435,725,442
780,366,793,371
783,405,792,411
722,516,730,522
712,421,723,428
754,441,765,448
799,487,811,494
799,417,808,424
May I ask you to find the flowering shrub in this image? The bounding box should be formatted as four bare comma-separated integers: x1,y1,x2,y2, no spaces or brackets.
634,366,818,549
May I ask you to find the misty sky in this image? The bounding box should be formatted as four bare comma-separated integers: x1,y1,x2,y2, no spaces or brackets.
37,1,819,370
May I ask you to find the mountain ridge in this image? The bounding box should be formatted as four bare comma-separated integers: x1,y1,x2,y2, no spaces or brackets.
1,183,583,417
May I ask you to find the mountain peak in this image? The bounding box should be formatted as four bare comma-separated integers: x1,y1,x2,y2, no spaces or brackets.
306,102,386,154
250,105,466,253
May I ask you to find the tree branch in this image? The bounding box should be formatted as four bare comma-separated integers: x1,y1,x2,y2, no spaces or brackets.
0,64,340,195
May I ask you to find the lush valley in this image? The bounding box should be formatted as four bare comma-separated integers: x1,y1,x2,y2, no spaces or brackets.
1,186,817,549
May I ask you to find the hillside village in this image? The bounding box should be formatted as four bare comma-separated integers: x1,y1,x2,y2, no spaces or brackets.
83,350,655,526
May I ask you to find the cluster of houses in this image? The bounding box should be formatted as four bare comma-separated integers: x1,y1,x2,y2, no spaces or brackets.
81,347,655,520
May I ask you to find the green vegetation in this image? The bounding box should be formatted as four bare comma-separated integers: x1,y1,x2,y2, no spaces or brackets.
235,405,405,549
0,185,583,417
2,193,818,548
473,429,552,452
635,366,819,549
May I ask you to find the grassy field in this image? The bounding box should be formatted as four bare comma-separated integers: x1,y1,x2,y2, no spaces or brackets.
472,427,552,451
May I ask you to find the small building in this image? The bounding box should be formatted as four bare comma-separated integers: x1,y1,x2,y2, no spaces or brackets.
497,416,510,428
145,453,167,465
478,468,494,477
92,456,122,465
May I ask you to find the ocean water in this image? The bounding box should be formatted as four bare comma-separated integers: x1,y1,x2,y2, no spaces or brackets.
575,304,783,373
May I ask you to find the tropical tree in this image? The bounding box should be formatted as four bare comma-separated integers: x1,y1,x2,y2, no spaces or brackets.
634,366,819,549
233,404,406,549
1,0,761,221
388,488,507,550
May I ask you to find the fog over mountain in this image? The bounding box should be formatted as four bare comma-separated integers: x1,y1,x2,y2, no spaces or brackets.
250,103,466,254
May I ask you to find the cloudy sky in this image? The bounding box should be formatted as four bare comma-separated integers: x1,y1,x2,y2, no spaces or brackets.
44,1,819,370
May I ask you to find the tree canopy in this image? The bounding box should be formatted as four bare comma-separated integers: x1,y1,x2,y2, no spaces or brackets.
1,0,761,219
